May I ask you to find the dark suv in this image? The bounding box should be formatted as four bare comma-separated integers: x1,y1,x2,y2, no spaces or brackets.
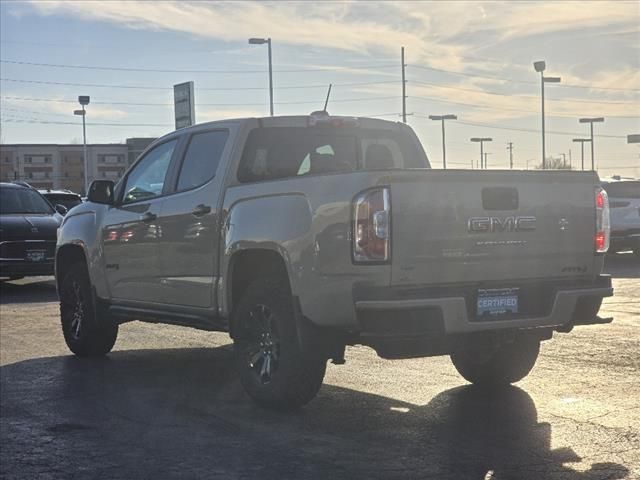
0,182,64,280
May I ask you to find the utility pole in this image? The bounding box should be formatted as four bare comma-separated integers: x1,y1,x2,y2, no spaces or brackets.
401,47,407,124
507,142,514,169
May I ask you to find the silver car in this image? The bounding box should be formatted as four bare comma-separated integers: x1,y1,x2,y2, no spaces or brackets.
602,179,640,256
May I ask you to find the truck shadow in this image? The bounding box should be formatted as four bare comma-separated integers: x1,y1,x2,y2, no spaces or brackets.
0,347,630,480
0,277,58,304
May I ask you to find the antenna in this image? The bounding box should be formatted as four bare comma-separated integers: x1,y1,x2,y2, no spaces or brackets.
323,84,332,112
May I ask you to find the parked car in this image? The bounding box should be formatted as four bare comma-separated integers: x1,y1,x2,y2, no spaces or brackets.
0,182,66,280
39,189,83,213
601,179,640,256
55,112,613,410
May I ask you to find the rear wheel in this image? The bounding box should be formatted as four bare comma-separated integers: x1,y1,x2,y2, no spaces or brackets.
60,263,118,357
233,277,326,410
450,336,540,387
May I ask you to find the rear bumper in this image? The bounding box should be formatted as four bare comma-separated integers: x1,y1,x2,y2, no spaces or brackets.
0,261,55,278
355,275,613,336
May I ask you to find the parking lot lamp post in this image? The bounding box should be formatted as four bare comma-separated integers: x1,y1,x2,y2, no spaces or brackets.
572,138,590,171
429,114,457,169
579,118,604,171
533,61,561,169
248,38,273,116
470,137,492,169
74,95,90,194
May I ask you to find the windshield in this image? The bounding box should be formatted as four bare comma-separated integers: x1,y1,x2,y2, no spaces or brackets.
0,187,55,215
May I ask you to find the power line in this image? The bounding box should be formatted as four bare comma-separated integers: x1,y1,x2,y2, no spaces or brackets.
414,116,627,139
410,95,638,119
1,94,400,107
0,77,398,92
410,79,634,105
0,59,397,74
409,64,640,92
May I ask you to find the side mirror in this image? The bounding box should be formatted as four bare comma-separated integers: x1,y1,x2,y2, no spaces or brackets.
54,204,68,216
88,180,115,205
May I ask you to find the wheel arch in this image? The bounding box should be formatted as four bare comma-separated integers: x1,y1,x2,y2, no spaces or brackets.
55,244,89,294
226,248,291,324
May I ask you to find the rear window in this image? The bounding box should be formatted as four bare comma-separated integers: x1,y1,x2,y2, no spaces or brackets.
602,181,640,199
238,127,427,183
43,194,82,210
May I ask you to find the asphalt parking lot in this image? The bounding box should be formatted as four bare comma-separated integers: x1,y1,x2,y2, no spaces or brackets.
1,254,638,480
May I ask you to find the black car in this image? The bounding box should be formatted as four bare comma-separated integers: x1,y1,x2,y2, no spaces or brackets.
39,189,83,212
0,182,65,280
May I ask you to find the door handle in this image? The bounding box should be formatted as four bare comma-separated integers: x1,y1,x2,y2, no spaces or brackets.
192,204,212,217
141,212,157,223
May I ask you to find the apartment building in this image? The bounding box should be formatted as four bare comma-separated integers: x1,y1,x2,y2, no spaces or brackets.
0,138,155,194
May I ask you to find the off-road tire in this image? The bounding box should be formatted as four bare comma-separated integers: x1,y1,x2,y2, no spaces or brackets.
233,277,326,410
450,336,540,387
60,263,118,357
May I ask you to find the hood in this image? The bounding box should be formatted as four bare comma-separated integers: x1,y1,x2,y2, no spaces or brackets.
0,214,62,241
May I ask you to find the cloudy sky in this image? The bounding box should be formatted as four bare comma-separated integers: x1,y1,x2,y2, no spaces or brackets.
1,0,638,176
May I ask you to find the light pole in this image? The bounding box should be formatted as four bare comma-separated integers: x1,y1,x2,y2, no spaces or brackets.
470,137,492,169
579,117,604,171
533,61,561,169
74,95,90,193
572,138,590,171
429,114,457,169
248,37,273,116
483,152,492,169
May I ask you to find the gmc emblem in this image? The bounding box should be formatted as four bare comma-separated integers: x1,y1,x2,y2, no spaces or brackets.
467,216,536,233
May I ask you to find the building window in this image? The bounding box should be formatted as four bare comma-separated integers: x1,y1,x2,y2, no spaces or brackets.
25,157,32,163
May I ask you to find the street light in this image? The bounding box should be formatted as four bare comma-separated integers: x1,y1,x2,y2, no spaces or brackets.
248,37,273,116
572,138,591,171
428,114,457,169
533,60,561,169
74,95,90,194
470,137,492,169
579,117,604,171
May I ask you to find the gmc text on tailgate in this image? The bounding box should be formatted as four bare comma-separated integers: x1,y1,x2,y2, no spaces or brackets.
55,112,613,410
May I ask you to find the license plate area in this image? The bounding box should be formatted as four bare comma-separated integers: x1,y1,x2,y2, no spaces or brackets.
476,288,519,319
25,250,47,262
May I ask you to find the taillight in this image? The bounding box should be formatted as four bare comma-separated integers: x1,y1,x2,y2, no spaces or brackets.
353,187,390,263
595,187,610,253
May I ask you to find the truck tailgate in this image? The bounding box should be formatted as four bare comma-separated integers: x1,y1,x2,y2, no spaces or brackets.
390,170,598,286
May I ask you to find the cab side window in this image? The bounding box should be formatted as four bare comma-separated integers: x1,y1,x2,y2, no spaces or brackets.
176,130,229,191
123,140,177,204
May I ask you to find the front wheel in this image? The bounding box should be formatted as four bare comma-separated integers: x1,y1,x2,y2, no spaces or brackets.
450,336,540,387
60,263,118,357
232,277,326,410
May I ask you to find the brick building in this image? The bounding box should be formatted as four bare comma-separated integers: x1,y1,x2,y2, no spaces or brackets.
0,138,155,194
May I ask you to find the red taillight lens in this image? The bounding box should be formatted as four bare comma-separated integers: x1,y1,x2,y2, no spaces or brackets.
353,187,390,263
595,187,610,253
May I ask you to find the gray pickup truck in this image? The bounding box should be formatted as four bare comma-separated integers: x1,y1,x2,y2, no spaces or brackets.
55,112,613,410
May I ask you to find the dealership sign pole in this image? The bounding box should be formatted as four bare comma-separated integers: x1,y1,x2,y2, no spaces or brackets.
174,82,196,130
